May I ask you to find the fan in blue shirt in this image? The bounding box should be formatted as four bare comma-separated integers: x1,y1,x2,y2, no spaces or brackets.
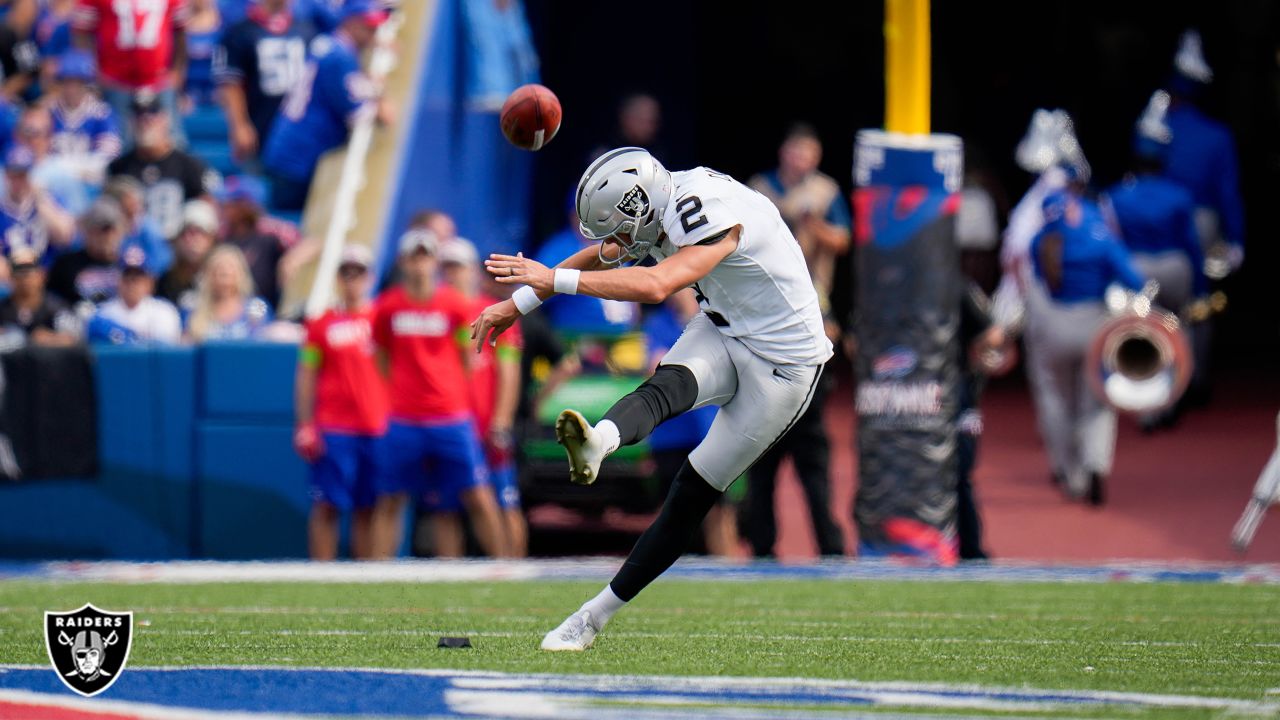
261,1,388,211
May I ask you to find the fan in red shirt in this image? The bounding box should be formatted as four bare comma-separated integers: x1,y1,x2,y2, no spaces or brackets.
294,244,388,561
373,229,507,558
439,236,527,557
73,0,190,146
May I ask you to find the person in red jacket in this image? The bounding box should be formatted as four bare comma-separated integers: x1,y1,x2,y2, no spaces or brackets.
373,229,507,558
439,236,527,557
294,244,388,560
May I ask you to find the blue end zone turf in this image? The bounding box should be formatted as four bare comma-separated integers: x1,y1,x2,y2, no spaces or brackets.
1,666,1273,719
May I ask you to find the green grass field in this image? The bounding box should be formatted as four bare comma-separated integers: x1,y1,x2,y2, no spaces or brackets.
2,577,1277,709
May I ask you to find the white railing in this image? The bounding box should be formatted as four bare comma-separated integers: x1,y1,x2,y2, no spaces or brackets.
303,13,403,319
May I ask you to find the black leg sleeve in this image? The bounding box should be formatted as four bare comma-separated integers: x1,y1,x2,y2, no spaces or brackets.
746,448,783,557
609,460,721,601
602,364,699,446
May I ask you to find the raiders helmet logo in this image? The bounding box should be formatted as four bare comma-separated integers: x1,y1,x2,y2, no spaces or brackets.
44,604,133,697
616,184,651,219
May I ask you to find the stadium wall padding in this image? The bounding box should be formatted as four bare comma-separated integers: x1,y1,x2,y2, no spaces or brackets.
0,343,311,561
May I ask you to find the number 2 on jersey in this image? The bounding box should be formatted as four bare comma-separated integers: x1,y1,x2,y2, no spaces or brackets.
676,196,709,233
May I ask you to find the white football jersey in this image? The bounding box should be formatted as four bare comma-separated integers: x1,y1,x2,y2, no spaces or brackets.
647,167,833,366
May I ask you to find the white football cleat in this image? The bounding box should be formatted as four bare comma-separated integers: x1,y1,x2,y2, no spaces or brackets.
555,409,607,485
540,609,598,651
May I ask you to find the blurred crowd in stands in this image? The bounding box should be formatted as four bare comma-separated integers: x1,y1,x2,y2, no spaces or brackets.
0,0,400,348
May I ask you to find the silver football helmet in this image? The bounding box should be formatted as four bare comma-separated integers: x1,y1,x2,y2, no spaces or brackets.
576,147,673,265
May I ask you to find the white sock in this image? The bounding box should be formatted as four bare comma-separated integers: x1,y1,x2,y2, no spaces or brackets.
594,419,621,455
580,584,626,627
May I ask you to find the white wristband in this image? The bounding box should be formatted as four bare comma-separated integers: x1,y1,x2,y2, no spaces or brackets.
512,285,542,315
553,268,581,295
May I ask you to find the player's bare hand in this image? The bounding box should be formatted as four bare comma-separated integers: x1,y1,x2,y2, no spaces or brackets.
485,252,553,292
470,298,520,354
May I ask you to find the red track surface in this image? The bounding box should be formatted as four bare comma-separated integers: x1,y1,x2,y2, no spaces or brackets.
769,371,1280,562
0,700,142,719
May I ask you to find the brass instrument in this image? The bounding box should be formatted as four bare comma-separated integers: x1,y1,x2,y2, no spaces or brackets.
1083,285,1223,414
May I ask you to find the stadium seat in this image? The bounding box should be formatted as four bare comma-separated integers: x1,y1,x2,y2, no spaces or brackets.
270,209,303,226
183,104,229,143
190,140,239,177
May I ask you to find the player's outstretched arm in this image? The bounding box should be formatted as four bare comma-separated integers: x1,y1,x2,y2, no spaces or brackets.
487,226,740,305
469,243,630,353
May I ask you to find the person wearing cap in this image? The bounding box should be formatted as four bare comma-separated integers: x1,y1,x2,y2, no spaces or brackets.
158,198,218,309
184,243,272,341
294,243,389,560
372,228,507,558
437,236,527,557
107,92,215,240
47,195,126,304
0,245,79,345
101,174,172,274
72,0,189,149
219,172,301,246
0,143,76,263
215,0,315,164
47,49,122,173
219,173,305,307
89,244,181,344
262,0,395,211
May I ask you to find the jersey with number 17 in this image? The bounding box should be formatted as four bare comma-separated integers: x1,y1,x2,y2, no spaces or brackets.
72,0,190,90
646,167,833,366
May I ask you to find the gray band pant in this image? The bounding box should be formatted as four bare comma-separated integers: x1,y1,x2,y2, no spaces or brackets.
1024,288,1116,492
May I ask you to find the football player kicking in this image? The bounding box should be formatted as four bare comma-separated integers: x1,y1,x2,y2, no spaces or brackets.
471,148,833,650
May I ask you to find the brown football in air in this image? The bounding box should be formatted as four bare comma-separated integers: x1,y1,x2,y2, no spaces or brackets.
500,84,562,151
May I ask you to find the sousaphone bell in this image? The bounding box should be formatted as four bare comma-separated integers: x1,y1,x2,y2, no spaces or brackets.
1084,283,1218,414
